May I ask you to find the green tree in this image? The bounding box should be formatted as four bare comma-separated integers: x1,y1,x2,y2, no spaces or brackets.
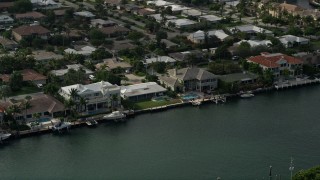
293,165,320,180
127,31,144,42
91,48,112,60
89,29,106,46
151,62,166,74
156,31,167,46
237,41,252,58
10,0,33,13
9,71,23,91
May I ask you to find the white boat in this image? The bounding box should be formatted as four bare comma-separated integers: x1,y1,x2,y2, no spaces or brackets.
103,111,126,121
0,132,11,141
240,93,254,98
51,121,71,131
86,119,98,126
191,100,202,106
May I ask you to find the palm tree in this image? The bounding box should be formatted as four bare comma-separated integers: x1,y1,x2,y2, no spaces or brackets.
32,113,41,122
111,94,119,110
23,101,32,123
79,97,87,113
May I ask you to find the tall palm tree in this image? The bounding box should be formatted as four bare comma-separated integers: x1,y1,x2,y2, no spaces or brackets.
111,94,119,110
79,97,87,113
69,88,79,101
23,101,32,123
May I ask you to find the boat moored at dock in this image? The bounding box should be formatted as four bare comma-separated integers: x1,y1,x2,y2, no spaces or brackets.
86,119,98,127
240,91,255,98
103,111,126,122
0,132,11,142
51,121,72,132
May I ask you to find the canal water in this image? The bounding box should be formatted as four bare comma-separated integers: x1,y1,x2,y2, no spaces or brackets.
1,85,320,179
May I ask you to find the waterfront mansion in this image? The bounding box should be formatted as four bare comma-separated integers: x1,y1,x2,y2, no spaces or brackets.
247,52,303,77
59,81,121,114
159,67,218,93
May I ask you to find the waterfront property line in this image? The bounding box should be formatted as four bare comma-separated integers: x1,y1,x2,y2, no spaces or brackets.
274,78,320,90
7,80,320,139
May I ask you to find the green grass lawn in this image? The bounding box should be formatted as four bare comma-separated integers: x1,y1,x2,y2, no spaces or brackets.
134,99,182,110
311,41,320,49
9,86,41,97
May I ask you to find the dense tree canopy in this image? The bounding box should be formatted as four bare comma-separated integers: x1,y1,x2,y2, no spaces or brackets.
293,165,320,180
10,0,33,13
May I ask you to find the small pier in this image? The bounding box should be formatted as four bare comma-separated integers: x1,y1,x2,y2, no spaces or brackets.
275,78,320,90
209,95,226,104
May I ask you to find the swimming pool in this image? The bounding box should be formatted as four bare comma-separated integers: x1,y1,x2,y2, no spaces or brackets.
181,93,199,100
152,96,169,102
37,117,51,123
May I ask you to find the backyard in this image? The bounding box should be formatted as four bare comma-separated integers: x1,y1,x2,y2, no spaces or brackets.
124,98,182,110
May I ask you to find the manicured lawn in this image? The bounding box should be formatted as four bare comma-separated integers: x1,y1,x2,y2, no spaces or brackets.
134,99,182,110
10,86,41,96
311,41,320,49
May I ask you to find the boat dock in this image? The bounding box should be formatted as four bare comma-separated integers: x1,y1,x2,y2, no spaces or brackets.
275,78,320,90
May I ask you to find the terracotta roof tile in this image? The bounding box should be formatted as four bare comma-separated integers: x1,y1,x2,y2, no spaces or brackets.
247,53,303,68
12,25,50,36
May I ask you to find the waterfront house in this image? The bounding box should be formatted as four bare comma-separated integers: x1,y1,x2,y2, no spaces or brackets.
278,35,309,48
293,51,320,68
59,81,121,113
0,94,65,122
159,67,218,92
12,25,50,42
120,82,167,101
187,30,229,44
0,69,47,86
218,72,258,84
247,52,303,77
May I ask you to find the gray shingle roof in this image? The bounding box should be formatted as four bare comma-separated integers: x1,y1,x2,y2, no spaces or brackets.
168,67,217,81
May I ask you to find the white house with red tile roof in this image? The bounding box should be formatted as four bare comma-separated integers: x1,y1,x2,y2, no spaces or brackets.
247,52,303,77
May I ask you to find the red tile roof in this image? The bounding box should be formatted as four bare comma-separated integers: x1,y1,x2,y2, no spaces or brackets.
15,11,46,19
12,25,50,36
0,2,14,9
247,53,302,68
0,106,5,113
0,69,47,82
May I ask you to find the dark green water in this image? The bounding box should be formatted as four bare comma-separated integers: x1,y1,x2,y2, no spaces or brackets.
1,86,320,179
